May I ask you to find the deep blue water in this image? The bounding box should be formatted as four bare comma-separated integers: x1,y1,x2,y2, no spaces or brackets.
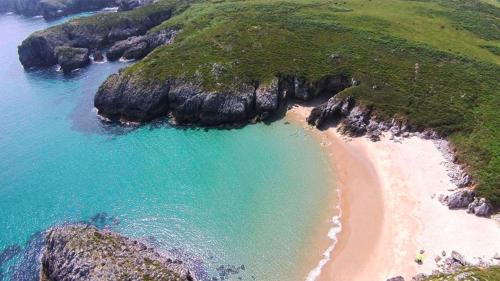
0,13,335,281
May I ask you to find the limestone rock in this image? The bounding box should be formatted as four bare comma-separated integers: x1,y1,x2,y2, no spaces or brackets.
106,30,176,61
55,46,90,73
443,190,475,209
307,95,353,128
40,224,194,281
255,79,280,120
467,198,493,217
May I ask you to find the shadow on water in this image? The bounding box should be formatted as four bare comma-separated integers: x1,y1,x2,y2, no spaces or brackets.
70,92,337,138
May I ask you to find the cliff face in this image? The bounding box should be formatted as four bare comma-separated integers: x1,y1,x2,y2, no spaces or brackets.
18,6,174,72
40,224,194,281
94,72,351,125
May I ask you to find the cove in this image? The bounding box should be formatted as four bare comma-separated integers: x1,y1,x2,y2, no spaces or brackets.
0,13,336,280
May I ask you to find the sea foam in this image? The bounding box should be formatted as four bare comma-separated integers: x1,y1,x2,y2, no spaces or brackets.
305,189,343,281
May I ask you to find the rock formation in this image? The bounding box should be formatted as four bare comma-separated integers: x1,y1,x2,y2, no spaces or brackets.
40,224,194,281
18,4,173,71
106,29,177,61
94,74,351,125
55,46,90,73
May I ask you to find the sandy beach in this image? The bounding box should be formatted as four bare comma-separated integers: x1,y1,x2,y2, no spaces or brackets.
287,105,500,281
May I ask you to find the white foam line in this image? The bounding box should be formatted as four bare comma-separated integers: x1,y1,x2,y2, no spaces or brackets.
305,188,343,281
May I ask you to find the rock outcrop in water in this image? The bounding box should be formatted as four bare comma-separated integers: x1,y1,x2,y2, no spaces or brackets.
18,4,174,72
40,224,194,281
55,46,91,73
94,74,351,125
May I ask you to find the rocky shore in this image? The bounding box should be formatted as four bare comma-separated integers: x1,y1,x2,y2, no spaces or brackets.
40,224,194,281
17,3,175,72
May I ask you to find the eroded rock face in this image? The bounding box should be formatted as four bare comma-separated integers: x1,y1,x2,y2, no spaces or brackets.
94,73,172,122
279,74,350,101
95,74,350,126
307,95,353,128
40,224,194,281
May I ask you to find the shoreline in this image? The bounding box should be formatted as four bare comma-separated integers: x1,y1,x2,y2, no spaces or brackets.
287,105,500,281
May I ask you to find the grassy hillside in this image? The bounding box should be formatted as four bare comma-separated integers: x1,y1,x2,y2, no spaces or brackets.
119,0,500,206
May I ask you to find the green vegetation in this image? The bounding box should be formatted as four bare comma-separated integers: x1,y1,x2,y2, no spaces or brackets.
424,266,500,281
52,0,497,205
123,0,500,206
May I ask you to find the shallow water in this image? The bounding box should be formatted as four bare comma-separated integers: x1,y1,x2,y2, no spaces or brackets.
0,13,335,280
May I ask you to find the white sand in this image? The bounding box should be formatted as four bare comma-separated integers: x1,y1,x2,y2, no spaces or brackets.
288,105,500,280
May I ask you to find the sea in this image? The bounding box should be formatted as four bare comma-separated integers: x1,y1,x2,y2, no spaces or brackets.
0,12,338,281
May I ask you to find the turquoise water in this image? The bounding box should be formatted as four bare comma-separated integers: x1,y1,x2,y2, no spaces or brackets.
0,13,335,281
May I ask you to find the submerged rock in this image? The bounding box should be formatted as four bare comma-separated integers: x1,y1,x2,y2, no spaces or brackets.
40,224,194,281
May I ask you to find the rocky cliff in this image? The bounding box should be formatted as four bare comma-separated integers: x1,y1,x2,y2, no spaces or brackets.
94,73,351,125
40,224,194,281
18,4,174,72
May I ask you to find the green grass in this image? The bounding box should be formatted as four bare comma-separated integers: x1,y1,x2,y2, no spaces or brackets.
43,0,500,205
424,266,500,281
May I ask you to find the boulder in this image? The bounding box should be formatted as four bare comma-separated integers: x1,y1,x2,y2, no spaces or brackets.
92,50,104,62
467,198,493,217
451,251,467,266
443,190,475,209
55,46,90,73
387,276,405,281
307,95,353,128
411,273,427,281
